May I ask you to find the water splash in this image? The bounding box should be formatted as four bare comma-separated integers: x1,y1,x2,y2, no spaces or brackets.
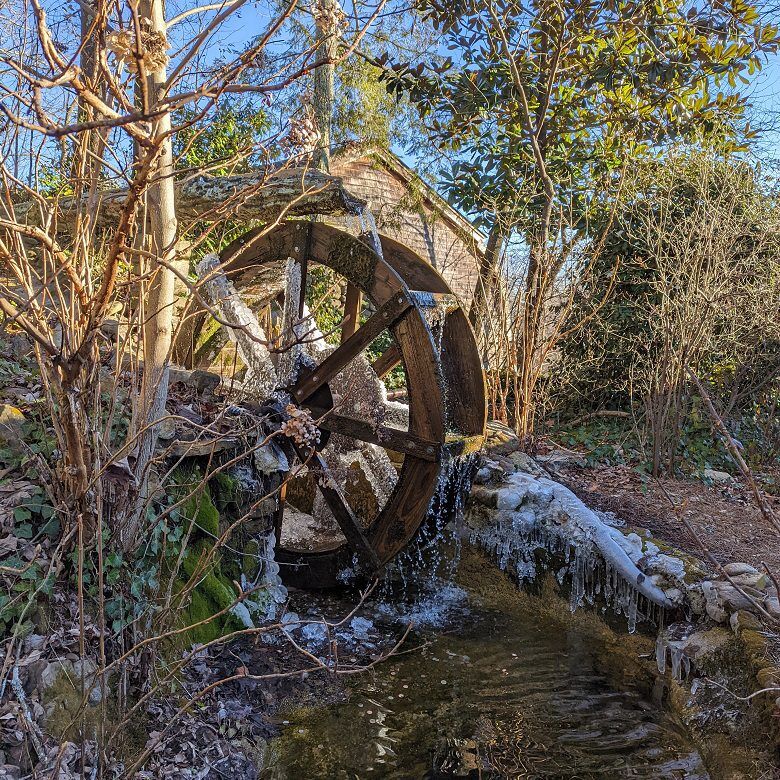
377,454,478,618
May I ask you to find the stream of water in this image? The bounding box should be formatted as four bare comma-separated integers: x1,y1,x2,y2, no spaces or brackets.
262,558,707,779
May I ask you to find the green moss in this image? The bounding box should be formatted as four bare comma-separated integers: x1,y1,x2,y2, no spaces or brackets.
179,539,243,640
212,470,240,511
182,489,220,537
193,315,226,365
185,588,223,645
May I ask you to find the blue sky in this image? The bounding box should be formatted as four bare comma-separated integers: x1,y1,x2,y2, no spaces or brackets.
747,50,780,163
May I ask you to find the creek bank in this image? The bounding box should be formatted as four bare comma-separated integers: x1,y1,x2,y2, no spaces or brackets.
466,423,780,776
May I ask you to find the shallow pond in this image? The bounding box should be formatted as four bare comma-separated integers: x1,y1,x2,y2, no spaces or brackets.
263,566,707,779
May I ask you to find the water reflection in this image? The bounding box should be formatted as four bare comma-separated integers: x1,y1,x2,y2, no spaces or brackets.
265,598,707,779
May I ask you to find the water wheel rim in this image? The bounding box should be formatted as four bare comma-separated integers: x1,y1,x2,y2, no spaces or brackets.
207,220,485,584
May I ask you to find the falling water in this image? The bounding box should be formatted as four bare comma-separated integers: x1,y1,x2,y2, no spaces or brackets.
358,205,385,261
377,454,478,619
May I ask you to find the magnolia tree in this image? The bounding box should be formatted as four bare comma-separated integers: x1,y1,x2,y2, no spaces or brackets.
379,0,780,436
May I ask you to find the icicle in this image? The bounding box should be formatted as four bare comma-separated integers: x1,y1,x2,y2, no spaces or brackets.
670,642,683,680
656,635,667,674
196,254,278,398
361,207,385,261
627,586,638,634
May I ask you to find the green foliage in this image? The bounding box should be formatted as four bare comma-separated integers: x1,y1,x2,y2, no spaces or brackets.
379,0,779,235
558,147,780,411
173,99,270,175
553,394,780,486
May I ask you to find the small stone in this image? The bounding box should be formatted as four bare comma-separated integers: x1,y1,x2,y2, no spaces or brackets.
703,468,734,484
23,634,46,652
727,572,770,591
731,610,762,632
38,660,71,691
705,601,728,623
157,417,176,440
0,404,25,443
765,597,780,618
681,627,731,662
722,562,760,577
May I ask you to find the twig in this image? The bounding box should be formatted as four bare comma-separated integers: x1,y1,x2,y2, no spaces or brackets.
687,368,780,535
704,677,780,702
10,664,46,761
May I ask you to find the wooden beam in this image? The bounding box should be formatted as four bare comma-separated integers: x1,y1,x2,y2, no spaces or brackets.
291,293,411,403
341,282,362,343
302,449,379,569
370,343,402,378
307,406,440,461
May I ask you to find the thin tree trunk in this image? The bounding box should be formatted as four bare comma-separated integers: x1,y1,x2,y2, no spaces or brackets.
312,0,336,172
130,0,177,549
468,221,505,330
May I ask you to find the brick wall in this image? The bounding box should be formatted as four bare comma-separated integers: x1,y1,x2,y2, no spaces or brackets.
330,156,482,304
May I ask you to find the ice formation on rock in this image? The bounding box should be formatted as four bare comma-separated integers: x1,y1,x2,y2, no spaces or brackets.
467,470,683,632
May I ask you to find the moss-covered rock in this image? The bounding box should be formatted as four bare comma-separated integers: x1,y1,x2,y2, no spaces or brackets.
182,486,220,537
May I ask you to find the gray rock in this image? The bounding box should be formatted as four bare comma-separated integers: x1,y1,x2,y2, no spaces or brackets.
470,485,498,508
722,562,760,577
507,451,549,478
35,659,107,704
680,626,731,662
254,440,289,474
703,468,734,484
157,417,177,441
725,572,770,591
730,609,762,632
23,634,46,652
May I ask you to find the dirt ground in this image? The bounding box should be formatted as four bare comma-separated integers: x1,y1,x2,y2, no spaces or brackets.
554,462,780,573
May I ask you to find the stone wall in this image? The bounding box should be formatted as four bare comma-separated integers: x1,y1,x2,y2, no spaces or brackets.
330,153,483,304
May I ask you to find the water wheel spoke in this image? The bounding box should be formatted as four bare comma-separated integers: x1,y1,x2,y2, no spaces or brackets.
291,293,412,403
341,282,362,342
371,343,402,379
301,448,380,569
307,406,440,461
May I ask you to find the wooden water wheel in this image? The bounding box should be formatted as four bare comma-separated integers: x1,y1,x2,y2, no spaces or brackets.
188,219,486,587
